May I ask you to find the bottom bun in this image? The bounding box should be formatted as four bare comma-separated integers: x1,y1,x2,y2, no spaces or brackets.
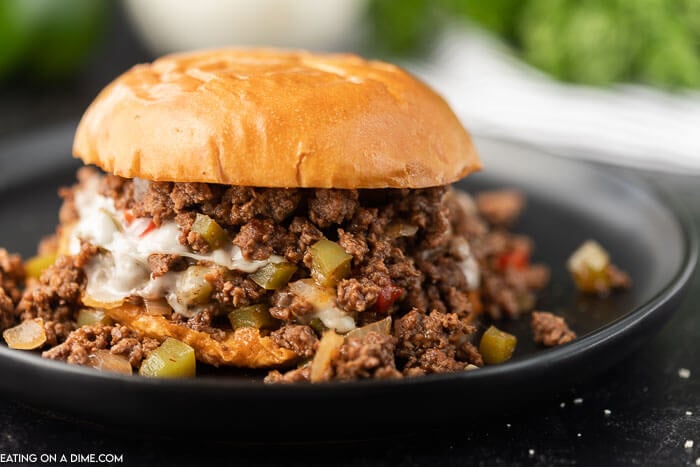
105,304,296,368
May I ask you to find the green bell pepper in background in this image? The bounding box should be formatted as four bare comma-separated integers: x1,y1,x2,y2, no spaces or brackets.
366,0,441,56
517,0,700,88
366,0,700,89
0,0,109,82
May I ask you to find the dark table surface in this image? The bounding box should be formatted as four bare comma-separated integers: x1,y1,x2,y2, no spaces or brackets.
1,7,699,467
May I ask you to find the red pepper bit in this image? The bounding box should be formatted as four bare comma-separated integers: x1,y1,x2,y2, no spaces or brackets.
139,220,157,237
374,284,403,313
496,248,530,272
122,210,135,226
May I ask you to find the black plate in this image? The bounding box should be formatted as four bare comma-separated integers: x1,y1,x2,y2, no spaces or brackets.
0,124,695,439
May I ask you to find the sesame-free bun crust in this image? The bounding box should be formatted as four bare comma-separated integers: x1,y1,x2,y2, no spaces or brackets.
73,49,480,188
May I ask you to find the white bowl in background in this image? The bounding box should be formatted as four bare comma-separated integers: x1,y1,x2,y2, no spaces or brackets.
123,0,370,55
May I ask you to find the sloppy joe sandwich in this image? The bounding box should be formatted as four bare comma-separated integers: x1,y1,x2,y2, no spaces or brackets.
0,49,552,381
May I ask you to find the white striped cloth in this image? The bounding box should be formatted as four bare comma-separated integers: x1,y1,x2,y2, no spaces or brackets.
406,28,700,174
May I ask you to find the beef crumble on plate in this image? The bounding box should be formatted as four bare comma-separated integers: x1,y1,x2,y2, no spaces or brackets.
1,168,557,381
0,49,625,382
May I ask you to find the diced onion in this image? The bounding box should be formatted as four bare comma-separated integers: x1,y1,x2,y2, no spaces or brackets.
144,298,173,317
345,316,392,340
567,240,612,293
288,279,355,333
3,318,47,350
386,222,418,239
310,330,344,383
81,293,125,310
87,349,133,375
288,278,335,304
76,308,112,327
567,240,610,275
176,266,213,306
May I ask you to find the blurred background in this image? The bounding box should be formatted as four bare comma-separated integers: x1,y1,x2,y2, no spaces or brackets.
0,0,699,173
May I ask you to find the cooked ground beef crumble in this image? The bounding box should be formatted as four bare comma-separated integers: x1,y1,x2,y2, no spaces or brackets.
13,243,99,347
531,311,577,347
42,324,160,368
1,168,610,381
0,249,24,331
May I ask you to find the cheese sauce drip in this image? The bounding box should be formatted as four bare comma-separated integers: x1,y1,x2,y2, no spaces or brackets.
68,177,281,317
68,176,358,331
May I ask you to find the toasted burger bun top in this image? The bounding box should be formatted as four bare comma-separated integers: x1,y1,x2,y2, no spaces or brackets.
73,48,480,188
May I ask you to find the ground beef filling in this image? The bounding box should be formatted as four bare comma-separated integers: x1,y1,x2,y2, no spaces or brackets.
15,243,95,346
531,311,577,347
4,170,558,381
42,324,160,368
0,249,25,331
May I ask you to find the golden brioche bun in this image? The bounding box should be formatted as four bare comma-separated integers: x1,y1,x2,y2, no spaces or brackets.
73,48,480,188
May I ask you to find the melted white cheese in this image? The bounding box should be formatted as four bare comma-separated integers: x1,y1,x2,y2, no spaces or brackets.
451,237,481,291
288,279,356,333
69,177,281,314
314,306,356,334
